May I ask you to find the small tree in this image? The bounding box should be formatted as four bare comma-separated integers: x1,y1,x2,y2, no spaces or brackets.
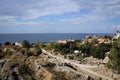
22,40,30,48
108,46,120,73
108,38,120,73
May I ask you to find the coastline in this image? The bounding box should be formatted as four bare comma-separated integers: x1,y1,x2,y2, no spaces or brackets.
0,33,114,44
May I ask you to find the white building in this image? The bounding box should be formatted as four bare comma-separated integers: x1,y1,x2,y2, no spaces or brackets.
15,42,22,46
74,50,81,55
57,40,67,44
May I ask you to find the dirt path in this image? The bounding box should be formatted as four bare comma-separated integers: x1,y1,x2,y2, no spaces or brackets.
42,49,113,80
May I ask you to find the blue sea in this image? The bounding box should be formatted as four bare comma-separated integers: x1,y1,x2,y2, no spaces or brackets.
0,33,114,44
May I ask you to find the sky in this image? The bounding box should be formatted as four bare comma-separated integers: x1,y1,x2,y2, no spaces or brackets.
0,0,120,33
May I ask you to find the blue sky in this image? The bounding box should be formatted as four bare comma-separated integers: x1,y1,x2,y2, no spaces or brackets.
0,0,120,33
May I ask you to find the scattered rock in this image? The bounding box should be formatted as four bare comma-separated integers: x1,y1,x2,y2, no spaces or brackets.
87,76,94,80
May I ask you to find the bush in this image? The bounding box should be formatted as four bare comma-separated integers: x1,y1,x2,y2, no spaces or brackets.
4,42,11,45
21,49,33,57
52,71,66,80
79,43,91,57
107,38,120,73
22,40,30,48
108,47,120,73
52,42,79,54
25,51,33,57
79,42,112,59
3,54,11,59
19,64,35,79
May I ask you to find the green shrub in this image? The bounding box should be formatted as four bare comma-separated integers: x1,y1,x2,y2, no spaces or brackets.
4,42,11,45
107,38,120,73
22,40,30,48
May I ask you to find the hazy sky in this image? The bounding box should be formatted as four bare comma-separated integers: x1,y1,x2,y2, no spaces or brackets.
0,0,120,33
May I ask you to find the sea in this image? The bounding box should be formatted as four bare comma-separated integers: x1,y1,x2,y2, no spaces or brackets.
0,33,114,44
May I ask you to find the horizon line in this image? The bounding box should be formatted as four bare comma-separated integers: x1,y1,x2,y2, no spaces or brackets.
0,32,115,34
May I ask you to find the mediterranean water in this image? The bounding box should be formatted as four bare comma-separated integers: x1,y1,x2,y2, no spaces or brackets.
0,33,114,44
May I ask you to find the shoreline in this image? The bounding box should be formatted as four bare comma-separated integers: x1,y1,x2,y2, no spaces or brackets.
0,33,114,44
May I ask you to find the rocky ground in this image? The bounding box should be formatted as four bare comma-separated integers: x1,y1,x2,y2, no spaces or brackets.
0,45,120,80
0,45,89,80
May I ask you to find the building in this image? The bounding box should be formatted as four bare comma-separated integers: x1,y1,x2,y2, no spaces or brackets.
74,50,81,55
15,42,22,46
57,40,67,44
